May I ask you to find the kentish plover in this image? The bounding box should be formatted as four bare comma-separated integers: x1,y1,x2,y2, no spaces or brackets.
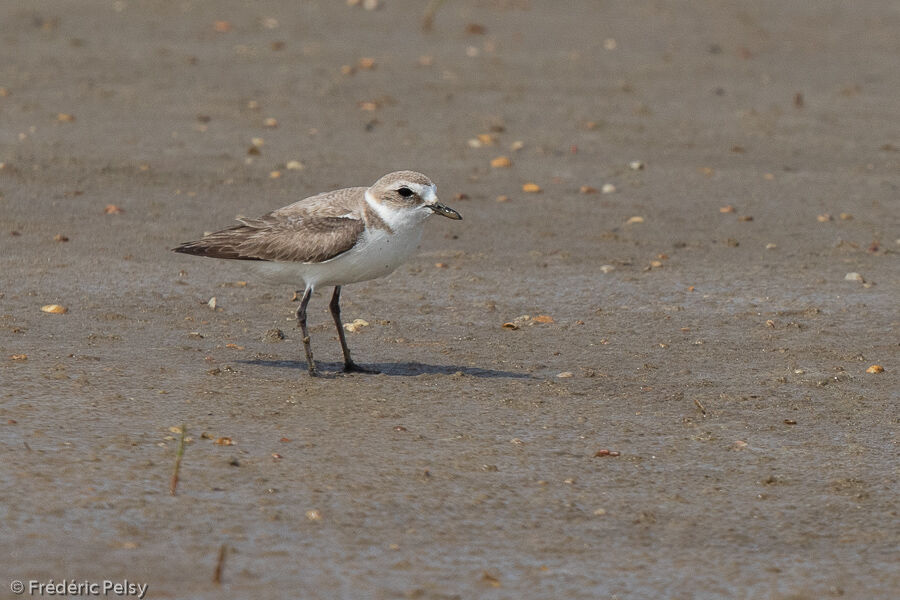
173,171,462,376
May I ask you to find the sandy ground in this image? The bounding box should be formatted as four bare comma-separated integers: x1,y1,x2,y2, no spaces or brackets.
1,1,898,598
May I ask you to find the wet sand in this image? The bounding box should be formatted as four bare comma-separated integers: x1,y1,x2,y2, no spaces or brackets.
1,1,898,598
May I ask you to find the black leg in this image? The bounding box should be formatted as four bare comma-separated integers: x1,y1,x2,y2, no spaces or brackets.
296,287,318,377
329,286,379,374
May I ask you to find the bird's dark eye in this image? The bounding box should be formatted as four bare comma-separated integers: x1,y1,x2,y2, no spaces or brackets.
397,187,414,197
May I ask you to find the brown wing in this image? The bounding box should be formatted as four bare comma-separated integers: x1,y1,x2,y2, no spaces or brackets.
172,214,365,263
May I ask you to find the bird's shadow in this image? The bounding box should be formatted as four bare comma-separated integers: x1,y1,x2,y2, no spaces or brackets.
239,359,532,379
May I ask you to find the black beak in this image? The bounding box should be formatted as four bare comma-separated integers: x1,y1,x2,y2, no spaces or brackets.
428,201,462,220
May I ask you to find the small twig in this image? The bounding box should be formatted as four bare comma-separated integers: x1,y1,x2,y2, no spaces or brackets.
213,543,228,584
169,424,186,496
422,0,447,31
693,398,707,416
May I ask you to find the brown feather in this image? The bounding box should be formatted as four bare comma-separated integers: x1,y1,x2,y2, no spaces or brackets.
173,215,365,263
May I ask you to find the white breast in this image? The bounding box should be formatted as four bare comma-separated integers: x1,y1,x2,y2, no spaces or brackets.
303,222,425,288
248,219,426,291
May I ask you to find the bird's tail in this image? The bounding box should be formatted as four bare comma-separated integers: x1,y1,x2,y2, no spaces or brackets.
171,226,263,261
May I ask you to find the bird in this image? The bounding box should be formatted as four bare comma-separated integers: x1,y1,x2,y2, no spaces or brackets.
172,171,462,376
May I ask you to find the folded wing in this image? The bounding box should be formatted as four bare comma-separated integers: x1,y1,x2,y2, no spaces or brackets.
172,214,365,264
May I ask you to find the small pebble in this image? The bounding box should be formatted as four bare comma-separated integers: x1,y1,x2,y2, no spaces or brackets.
817,214,833,222
593,449,620,457
629,160,645,170
466,23,487,35
556,371,573,378
601,183,616,194
305,509,322,521
599,265,615,273
286,160,305,170
579,185,597,194
343,318,369,333
263,328,285,342
844,272,864,283
41,304,68,314
865,365,884,374
490,156,511,168
522,183,541,193
207,297,217,309
625,216,644,224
